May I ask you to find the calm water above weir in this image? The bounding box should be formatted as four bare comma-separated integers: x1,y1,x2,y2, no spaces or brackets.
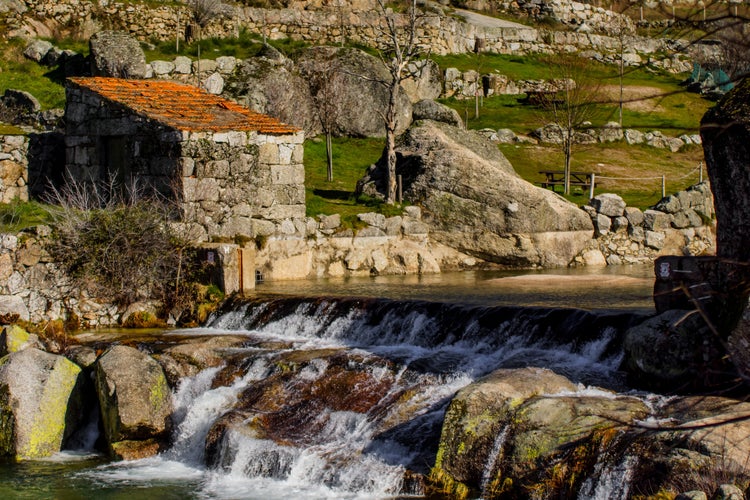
0,265,657,499
255,264,656,311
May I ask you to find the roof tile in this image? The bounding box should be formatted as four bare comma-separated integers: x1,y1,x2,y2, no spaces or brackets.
68,77,300,135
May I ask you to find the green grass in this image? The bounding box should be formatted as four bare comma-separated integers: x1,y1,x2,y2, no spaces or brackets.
440,83,711,136
0,39,68,110
144,29,310,62
0,199,53,233
304,136,406,226
499,141,705,209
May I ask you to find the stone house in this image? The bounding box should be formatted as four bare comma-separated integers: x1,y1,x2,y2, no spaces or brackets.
64,77,305,242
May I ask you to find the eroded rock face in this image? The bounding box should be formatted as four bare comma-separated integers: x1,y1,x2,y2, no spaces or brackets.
226,52,318,136
701,78,750,264
94,345,172,456
89,31,148,78
295,46,412,137
358,120,593,266
0,348,83,460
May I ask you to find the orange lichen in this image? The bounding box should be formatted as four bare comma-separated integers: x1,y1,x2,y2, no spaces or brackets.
68,77,300,135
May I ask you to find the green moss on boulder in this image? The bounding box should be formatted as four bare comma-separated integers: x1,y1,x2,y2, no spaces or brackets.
0,348,83,460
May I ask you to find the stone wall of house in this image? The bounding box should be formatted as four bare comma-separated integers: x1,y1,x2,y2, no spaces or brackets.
574,182,715,266
176,129,306,242
65,85,182,193
0,134,29,203
0,227,119,326
64,85,306,242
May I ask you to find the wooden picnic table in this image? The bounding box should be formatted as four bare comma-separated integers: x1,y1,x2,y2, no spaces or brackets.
539,170,595,193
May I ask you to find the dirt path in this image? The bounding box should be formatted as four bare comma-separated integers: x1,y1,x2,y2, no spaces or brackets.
452,9,531,29
599,85,671,113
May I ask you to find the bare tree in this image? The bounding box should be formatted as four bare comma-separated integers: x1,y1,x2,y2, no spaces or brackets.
303,53,345,182
374,0,422,204
187,0,226,77
537,55,603,196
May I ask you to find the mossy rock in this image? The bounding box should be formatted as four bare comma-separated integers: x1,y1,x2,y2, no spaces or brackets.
94,345,172,450
0,348,83,460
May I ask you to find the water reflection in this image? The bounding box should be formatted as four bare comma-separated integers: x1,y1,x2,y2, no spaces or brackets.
255,265,656,311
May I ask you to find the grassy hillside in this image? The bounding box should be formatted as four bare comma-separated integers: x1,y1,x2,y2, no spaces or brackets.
0,27,712,214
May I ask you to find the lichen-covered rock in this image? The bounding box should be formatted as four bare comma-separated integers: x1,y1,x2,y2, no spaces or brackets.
357,120,593,266
0,325,40,356
431,367,650,498
0,348,83,460
94,345,172,455
89,31,148,78
435,368,576,489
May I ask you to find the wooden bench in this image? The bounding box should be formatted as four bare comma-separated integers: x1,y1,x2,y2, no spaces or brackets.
539,170,595,193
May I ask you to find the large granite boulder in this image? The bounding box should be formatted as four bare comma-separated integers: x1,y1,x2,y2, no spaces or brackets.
295,46,413,138
432,367,750,498
358,120,593,266
435,368,577,489
400,59,443,103
94,345,172,458
0,348,83,460
412,99,463,128
700,77,750,376
432,367,650,498
623,309,729,391
89,31,148,78
225,49,318,137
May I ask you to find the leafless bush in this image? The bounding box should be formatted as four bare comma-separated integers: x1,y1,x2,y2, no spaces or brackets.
44,176,193,309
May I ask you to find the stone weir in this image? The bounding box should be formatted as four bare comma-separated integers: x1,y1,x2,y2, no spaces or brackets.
2,294,749,499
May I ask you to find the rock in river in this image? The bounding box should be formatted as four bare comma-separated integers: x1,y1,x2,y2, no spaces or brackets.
0,348,83,460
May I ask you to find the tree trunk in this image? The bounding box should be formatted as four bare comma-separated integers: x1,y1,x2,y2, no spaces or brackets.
325,131,333,182
384,76,399,204
563,137,572,196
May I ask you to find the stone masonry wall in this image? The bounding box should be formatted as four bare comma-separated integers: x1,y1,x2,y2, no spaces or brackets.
177,129,306,242
64,85,306,242
575,182,715,266
0,227,119,326
4,0,681,64
254,206,478,281
65,84,182,193
0,134,29,203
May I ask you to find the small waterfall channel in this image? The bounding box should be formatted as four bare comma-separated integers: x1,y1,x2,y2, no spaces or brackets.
9,294,655,499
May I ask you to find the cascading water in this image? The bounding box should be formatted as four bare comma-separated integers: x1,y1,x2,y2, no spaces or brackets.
33,294,654,499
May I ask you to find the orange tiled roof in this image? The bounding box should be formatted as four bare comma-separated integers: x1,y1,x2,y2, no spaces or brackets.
68,77,300,135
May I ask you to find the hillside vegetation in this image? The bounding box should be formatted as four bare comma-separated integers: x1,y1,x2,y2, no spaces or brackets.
0,6,713,215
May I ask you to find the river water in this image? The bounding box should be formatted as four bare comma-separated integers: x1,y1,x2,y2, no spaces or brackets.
0,265,657,499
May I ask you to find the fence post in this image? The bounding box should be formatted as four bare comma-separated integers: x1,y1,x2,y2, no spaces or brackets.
589,173,595,200
662,175,666,199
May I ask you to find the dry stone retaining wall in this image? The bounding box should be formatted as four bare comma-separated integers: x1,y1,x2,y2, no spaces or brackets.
575,182,715,266
0,134,29,203
4,0,683,64
0,227,119,326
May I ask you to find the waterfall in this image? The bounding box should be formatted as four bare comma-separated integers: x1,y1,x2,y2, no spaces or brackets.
480,424,511,497
76,295,649,498
578,454,638,500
